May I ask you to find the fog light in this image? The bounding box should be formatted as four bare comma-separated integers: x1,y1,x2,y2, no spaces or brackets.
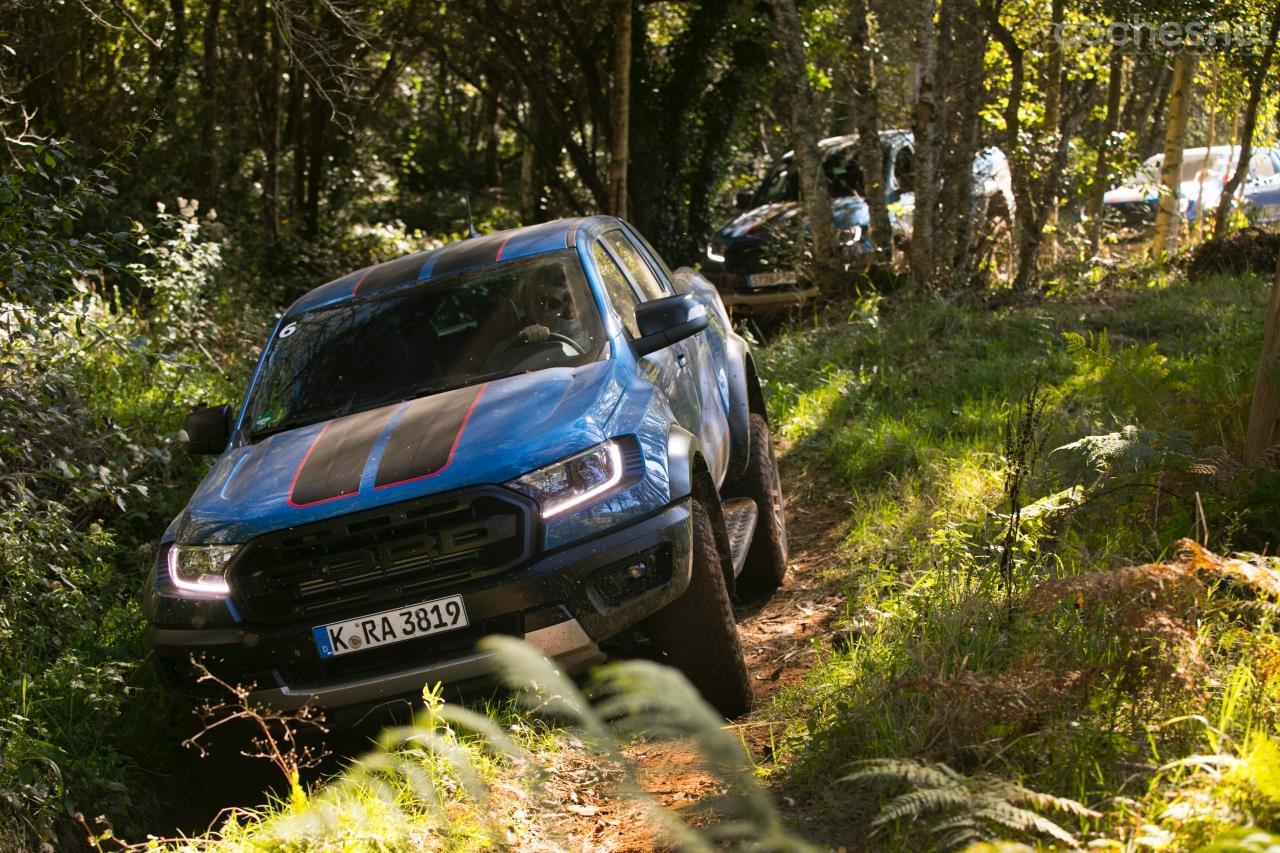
589,547,671,607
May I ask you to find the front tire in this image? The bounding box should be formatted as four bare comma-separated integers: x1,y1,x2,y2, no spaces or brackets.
643,499,753,718
726,413,788,594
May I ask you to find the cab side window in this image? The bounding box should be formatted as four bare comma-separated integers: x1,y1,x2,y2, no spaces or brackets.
601,230,669,300
591,241,641,338
1251,151,1278,180
894,145,914,193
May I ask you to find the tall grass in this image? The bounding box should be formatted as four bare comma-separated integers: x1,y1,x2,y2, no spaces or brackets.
757,268,1280,848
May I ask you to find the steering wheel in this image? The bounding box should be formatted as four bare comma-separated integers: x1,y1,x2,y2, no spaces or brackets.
546,332,585,355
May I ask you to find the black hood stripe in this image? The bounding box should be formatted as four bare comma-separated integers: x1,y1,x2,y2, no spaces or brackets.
429,234,508,278
352,251,434,297
287,406,396,507
374,383,487,490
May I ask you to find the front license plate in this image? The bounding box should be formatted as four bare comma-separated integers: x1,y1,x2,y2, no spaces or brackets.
746,270,797,289
312,594,469,659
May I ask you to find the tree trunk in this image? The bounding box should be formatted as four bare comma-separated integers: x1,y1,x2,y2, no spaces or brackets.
608,0,631,219
1088,47,1125,256
1137,62,1173,160
768,0,841,291
1246,250,1280,463
303,94,330,238
1151,53,1195,261
198,0,222,203
848,0,892,263
935,0,986,280
909,0,940,289
519,100,536,222
289,73,307,219
987,6,1036,289
1194,65,1218,238
482,74,501,187
1040,0,1064,262
1213,3,1280,239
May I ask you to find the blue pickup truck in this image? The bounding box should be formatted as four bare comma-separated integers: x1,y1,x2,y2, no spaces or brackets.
145,216,786,718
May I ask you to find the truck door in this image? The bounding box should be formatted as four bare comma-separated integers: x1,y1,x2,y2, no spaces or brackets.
599,229,731,486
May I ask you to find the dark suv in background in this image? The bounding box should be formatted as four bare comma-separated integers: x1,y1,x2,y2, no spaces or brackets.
702,130,1016,313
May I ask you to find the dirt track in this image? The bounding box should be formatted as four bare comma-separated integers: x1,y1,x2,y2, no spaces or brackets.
541,448,850,851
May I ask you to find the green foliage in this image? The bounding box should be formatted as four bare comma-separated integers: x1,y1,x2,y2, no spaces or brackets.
178,638,817,851
0,146,255,849
0,140,122,305
842,758,1096,851
1055,424,1193,477
756,266,1280,848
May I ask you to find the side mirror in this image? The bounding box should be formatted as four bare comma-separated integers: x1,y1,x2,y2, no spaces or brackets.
735,191,755,211
179,404,234,455
631,294,709,357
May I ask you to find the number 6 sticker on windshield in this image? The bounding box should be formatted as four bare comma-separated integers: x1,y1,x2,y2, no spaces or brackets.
279,322,297,338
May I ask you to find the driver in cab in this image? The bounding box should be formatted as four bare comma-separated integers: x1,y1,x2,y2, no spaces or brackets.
516,265,580,346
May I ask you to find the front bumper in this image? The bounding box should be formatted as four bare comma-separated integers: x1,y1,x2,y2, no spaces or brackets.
150,499,693,713
701,271,821,314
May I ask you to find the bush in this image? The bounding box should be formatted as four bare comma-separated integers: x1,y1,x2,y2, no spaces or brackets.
0,148,256,848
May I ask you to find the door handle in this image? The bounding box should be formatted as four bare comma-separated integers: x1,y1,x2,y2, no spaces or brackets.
676,352,688,369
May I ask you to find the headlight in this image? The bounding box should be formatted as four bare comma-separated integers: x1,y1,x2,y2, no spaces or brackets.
508,440,626,519
167,544,239,597
705,242,726,263
841,225,863,246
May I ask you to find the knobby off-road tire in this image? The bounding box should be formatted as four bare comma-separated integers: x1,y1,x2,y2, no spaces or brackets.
726,413,788,594
643,500,753,718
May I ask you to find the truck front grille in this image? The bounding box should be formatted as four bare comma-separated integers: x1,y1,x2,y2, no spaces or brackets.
230,487,533,623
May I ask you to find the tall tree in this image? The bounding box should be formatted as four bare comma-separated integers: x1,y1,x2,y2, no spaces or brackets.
1151,52,1195,261
768,0,841,291
934,0,988,281
608,0,631,219
1088,46,1125,256
1040,0,1065,261
910,0,941,289
1212,2,1280,239
848,0,892,264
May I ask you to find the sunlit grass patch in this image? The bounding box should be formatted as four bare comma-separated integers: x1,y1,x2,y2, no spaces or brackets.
758,268,1280,848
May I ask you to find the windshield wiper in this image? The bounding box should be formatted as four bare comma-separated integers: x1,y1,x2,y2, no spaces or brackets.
362,369,523,410
248,415,330,441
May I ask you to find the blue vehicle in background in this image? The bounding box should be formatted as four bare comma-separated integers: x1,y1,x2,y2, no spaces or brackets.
145,216,787,719
702,130,1016,313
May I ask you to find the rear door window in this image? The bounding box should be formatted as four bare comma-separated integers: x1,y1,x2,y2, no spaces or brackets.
1251,151,1278,180
601,230,669,300
590,241,641,338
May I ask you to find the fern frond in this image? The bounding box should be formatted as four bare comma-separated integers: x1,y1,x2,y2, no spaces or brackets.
1054,425,1191,474
970,803,1078,846
1015,787,1101,818
478,635,607,741
871,786,969,827
841,757,962,789
934,825,989,851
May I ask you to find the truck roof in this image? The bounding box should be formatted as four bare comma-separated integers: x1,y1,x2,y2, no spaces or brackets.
286,216,614,316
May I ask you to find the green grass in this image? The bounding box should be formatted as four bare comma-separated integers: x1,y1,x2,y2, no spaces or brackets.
755,267,1280,848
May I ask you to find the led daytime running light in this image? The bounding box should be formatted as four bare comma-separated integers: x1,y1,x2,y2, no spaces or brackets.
542,441,625,519
167,545,235,597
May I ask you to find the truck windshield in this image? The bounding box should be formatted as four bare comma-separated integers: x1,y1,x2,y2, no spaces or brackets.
755,145,870,205
244,251,605,438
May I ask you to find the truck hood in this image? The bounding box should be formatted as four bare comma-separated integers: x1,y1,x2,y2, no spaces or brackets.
176,359,628,543
712,196,871,245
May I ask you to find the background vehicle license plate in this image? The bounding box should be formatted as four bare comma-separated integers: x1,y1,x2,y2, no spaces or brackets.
746,271,796,289
312,594,468,659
